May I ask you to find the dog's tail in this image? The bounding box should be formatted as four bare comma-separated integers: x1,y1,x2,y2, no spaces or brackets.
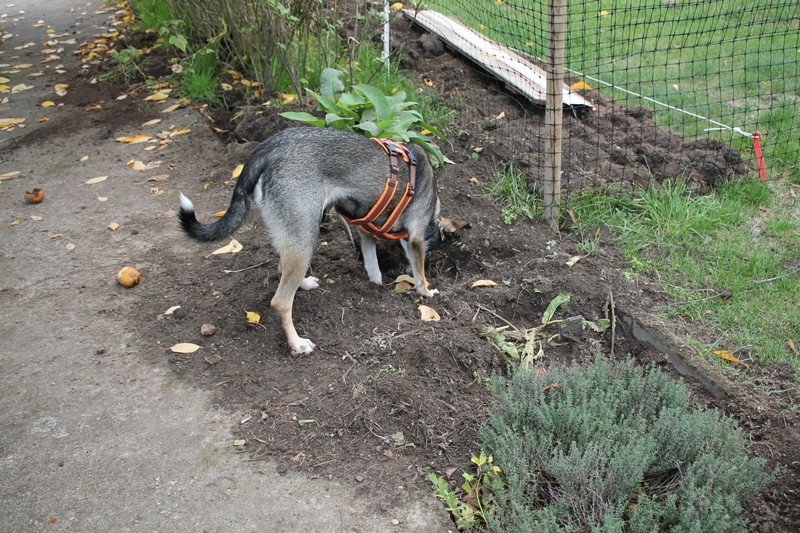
178,161,260,242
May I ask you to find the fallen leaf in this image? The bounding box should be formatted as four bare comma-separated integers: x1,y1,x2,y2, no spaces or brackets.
0,171,21,181
0,117,25,128
11,83,33,93
54,83,68,96
164,305,181,315
141,118,162,127
84,175,108,185
231,163,244,179
31,216,43,221
11,219,20,226
41,100,56,108
115,133,152,144
65,242,76,251
240,414,252,424
246,311,261,324
213,210,227,217
79,155,89,162
147,174,169,182
566,255,583,267
712,349,741,364
211,238,243,255
161,103,180,113
107,222,120,231
50,234,64,239
144,90,170,101
418,304,440,322
170,343,201,354
232,439,246,446
97,196,108,202
471,279,497,288
127,160,147,171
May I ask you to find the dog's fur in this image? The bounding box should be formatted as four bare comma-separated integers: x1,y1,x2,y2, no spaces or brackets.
178,127,444,354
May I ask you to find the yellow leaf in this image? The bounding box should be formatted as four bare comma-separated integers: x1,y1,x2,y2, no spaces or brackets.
11,83,34,93
144,90,170,101
278,92,297,104
569,81,593,91
391,2,404,10
54,83,68,96
79,155,89,162
141,118,162,127
418,305,440,322
211,238,243,255
712,349,740,364
38,117,49,123
231,163,244,179
214,210,227,217
246,311,261,324
127,160,147,171
600,10,610,16
107,222,120,231
84,175,108,185
471,279,498,288
161,103,180,113
11,218,20,226
170,343,201,354
41,100,56,108
0,117,25,128
97,196,108,202
115,133,152,144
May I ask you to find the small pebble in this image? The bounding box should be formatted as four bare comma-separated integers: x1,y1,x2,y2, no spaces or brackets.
201,323,217,336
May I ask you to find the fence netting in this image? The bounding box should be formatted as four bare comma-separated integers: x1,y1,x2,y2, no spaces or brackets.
407,0,799,196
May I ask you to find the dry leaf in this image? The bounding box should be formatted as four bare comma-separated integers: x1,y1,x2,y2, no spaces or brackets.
49,234,64,239
65,242,76,251
144,90,170,101
107,222,120,231
0,171,21,181
11,83,34,93
712,349,741,364
97,196,108,202
569,81,594,91
127,160,147,171
471,279,498,288
211,238,243,255
11,219,20,226
141,118,162,127
31,216,43,221
418,305,441,322
246,311,261,324
115,133,152,144
147,174,169,182
164,305,181,315
170,343,200,354
566,255,583,267
54,83,68,96
161,103,180,113
41,100,56,108
231,163,244,179
84,176,108,185
79,155,89,162
0,117,25,128
214,210,227,217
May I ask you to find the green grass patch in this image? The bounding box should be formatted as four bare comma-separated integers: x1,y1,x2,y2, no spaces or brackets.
568,179,800,373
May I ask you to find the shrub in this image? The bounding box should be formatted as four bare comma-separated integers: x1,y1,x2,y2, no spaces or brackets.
478,356,771,532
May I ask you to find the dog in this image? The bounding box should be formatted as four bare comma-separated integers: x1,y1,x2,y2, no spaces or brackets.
178,126,446,354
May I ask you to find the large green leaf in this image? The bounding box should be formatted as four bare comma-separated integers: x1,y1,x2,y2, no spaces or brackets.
319,68,345,103
354,84,391,123
279,111,324,127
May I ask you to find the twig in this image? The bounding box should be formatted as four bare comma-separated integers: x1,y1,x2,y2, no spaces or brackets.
608,288,616,357
223,260,269,274
338,213,358,251
753,268,799,285
475,304,523,334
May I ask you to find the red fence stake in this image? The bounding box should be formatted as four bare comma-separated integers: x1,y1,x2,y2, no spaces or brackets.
752,131,767,182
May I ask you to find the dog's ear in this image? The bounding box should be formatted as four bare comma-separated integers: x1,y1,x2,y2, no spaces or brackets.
440,216,470,234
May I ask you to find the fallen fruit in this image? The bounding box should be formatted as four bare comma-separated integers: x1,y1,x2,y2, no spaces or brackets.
24,188,45,203
117,266,141,288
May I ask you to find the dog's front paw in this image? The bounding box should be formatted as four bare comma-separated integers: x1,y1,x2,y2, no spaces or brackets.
418,287,439,298
300,276,320,291
291,337,316,354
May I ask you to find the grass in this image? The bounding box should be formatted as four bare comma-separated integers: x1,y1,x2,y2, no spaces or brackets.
428,0,800,181
568,178,800,374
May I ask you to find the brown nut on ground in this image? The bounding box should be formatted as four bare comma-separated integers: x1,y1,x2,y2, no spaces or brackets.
25,188,45,204
117,266,141,288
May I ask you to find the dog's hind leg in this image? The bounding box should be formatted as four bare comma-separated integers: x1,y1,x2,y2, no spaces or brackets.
271,249,316,354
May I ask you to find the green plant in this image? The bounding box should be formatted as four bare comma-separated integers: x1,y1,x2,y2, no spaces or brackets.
478,355,772,532
483,164,540,224
429,452,503,531
481,293,608,369
280,68,447,166
100,47,146,83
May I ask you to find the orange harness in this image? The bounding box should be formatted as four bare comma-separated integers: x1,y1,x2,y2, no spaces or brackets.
342,138,417,240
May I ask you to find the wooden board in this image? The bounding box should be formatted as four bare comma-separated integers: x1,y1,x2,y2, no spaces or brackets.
404,9,593,109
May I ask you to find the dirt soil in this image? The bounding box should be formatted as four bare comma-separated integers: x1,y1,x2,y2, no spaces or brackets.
3,4,798,532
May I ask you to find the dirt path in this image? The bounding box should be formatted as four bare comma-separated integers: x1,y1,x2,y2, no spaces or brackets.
0,2,449,531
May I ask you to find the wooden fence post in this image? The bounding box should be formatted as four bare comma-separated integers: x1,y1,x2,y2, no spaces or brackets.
544,0,566,228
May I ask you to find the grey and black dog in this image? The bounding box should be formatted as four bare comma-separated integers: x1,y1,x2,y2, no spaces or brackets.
178,127,447,354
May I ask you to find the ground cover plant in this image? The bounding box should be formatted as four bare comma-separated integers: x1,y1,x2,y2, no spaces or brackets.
477,356,771,531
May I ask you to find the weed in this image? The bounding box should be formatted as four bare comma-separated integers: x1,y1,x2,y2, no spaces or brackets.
429,452,502,531
483,164,540,224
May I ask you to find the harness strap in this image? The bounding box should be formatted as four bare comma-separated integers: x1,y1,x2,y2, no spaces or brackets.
341,138,418,240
